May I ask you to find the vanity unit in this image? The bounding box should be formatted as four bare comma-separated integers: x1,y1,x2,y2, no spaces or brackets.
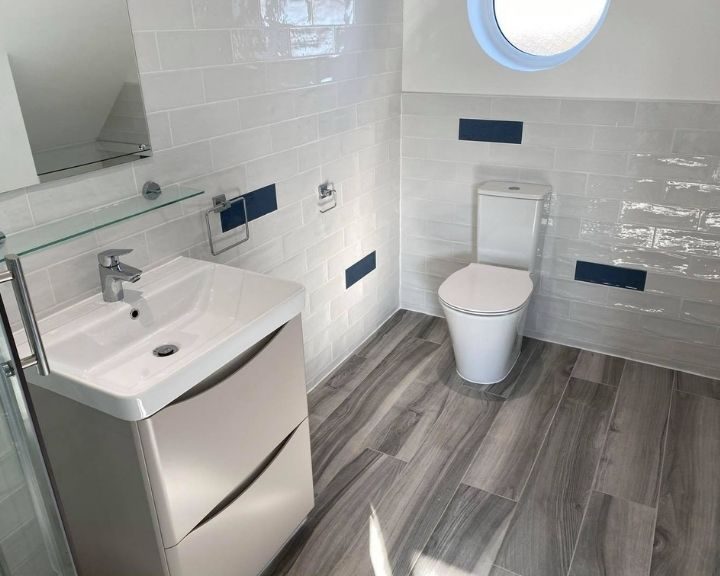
21,257,313,576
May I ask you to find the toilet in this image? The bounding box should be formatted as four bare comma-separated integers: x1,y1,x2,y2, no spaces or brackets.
439,181,551,384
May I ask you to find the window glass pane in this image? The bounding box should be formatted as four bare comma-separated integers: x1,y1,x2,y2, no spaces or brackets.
494,0,608,56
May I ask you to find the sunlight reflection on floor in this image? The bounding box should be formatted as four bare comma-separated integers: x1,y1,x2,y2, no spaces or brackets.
369,506,394,576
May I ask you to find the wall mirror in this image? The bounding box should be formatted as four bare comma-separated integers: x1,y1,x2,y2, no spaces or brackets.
0,0,151,193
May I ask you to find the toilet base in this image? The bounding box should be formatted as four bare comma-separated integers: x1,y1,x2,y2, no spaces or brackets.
455,346,522,385
441,302,528,385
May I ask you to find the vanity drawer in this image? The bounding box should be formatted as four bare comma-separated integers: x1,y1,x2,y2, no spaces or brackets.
165,419,313,576
138,315,308,548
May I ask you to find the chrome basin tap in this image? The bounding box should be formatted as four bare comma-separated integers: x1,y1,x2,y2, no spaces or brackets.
98,249,142,302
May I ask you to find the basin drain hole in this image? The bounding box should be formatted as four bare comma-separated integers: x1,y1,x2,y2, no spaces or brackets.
153,344,179,358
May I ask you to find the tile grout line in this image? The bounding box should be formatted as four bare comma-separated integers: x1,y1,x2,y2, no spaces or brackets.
457,341,542,498
403,386,505,576
513,350,578,504
641,372,678,575
673,385,720,406
565,359,627,576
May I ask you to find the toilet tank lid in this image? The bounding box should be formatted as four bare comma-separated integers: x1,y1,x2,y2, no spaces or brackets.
478,181,551,200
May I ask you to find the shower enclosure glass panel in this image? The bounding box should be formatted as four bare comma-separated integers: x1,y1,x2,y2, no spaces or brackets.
0,297,75,576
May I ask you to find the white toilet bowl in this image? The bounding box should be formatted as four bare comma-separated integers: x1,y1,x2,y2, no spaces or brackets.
439,263,534,384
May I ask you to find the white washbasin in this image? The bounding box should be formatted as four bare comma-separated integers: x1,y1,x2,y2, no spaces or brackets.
18,257,305,421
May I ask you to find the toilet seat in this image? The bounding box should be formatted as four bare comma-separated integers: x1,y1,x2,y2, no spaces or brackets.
438,263,534,316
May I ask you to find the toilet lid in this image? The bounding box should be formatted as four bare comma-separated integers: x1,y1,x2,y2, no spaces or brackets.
439,264,533,315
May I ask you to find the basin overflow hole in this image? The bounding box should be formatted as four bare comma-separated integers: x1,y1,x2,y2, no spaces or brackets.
130,308,140,319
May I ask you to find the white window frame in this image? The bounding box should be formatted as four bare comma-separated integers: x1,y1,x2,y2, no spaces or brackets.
467,0,611,71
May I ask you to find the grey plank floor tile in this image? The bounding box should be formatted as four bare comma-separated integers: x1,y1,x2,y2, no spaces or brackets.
335,384,503,576
484,338,542,398
572,350,626,387
650,392,720,576
595,362,674,506
355,309,432,360
410,315,450,344
676,371,720,401
464,342,579,500
365,369,454,462
568,491,655,576
264,449,405,576
308,316,453,435
418,484,516,576
365,339,461,463
495,378,617,576
308,355,371,432
311,336,439,493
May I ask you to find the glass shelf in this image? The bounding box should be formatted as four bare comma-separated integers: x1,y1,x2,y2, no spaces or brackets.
0,187,204,263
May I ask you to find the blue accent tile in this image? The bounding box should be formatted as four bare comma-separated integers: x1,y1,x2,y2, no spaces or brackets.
220,184,278,233
345,252,377,289
458,119,523,144
575,261,647,291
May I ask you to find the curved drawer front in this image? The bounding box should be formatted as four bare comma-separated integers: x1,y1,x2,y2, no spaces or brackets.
138,316,308,547
165,419,314,576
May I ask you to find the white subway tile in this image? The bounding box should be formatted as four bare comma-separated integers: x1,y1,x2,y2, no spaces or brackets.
635,102,720,130
654,229,720,257
203,64,266,102
593,127,674,153
559,99,636,126
523,123,594,149
628,153,720,181
170,101,241,145
157,31,233,70
619,201,701,230
141,70,204,112
127,0,194,31
490,97,561,123
555,149,627,175
211,127,273,170
192,0,262,28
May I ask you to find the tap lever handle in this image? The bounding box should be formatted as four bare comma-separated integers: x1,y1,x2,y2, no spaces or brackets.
98,248,133,267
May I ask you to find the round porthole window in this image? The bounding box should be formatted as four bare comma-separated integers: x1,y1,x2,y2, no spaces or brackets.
468,0,611,71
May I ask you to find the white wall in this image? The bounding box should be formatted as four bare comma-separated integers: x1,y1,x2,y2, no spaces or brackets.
403,0,720,101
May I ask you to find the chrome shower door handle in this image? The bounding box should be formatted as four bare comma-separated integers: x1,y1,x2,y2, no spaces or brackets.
1,255,50,376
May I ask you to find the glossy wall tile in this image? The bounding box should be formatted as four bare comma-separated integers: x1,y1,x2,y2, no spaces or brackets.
401,94,720,378
0,0,403,390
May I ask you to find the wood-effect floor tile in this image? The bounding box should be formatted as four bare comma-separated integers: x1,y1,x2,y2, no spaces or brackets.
335,385,503,576
650,392,720,576
464,342,579,500
419,484,516,576
308,355,371,432
483,338,542,399
264,449,405,576
410,315,450,344
676,371,720,402
568,491,655,576
277,312,717,576
311,336,439,493
571,350,626,387
495,378,617,576
355,310,433,360
595,362,674,506
365,369,454,462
